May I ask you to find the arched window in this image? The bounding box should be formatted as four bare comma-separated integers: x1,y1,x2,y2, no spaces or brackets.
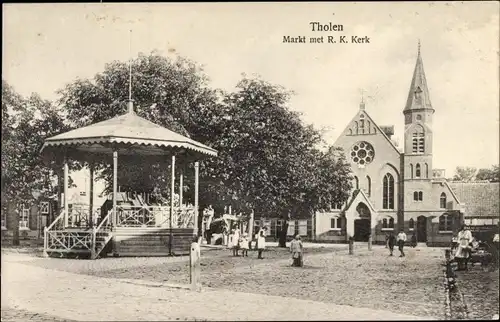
382,173,395,209
367,121,371,134
366,176,371,197
410,164,414,178
354,121,359,135
439,214,453,232
412,125,425,153
382,217,395,229
440,193,447,209
416,164,421,178
349,129,353,135
354,176,359,190
409,218,415,230
359,119,365,134
425,163,429,178
413,191,423,201
413,191,419,201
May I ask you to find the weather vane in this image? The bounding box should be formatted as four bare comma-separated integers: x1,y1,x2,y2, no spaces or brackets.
128,29,133,101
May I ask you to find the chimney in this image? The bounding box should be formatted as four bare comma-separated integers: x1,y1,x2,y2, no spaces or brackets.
380,125,394,139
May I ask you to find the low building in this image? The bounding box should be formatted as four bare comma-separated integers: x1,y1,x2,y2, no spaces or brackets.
449,181,499,242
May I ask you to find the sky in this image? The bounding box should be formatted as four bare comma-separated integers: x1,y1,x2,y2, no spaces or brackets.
2,2,499,190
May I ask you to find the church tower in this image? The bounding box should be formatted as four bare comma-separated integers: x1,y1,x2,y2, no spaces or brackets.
403,41,435,183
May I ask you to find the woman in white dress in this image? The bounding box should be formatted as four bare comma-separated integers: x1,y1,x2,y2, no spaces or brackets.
227,229,234,250
455,225,473,271
257,228,267,259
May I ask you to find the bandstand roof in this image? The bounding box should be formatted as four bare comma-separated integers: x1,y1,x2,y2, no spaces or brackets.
40,105,218,159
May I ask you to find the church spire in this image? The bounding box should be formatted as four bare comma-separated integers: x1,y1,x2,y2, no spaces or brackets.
403,40,434,115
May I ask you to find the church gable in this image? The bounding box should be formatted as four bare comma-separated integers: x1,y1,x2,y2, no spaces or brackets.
335,108,400,156
341,110,378,137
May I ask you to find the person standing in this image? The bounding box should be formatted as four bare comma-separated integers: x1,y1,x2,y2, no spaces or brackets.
257,228,267,259
233,226,241,257
455,224,473,271
227,228,234,250
240,233,249,257
397,229,407,257
387,232,396,256
411,232,417,248
290,235,303,267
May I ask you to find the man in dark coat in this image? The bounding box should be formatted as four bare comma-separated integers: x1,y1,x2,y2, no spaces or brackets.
387,232,396,256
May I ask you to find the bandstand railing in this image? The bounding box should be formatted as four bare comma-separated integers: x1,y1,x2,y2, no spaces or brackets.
116,205,195,228
44,208,112,258
44,210,91,255
67,206,102,228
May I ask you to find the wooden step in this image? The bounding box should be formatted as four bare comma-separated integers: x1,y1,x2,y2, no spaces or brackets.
46,249,91,253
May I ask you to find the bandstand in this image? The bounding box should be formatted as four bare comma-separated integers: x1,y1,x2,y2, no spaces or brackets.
40,100,217,259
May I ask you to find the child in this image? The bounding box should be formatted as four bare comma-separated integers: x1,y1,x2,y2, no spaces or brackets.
411,233,417,248
387,232,396,256
240,233,249,257
290,235,303,267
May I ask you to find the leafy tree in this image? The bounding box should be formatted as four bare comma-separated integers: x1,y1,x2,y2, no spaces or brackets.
202,78,353,246
452,166,477,182
56,52,225,200
475,165,500,182
2,80,70,244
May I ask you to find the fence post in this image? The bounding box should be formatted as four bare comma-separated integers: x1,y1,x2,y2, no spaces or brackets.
190,237,201,291
91,227,97,259
349,236,354,255
43,227,48,258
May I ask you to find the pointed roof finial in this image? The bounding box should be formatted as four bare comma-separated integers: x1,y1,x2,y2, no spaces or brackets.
127,29,134,114
417,39,421,56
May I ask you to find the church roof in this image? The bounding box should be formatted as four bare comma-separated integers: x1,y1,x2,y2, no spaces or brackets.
41,101,218,158
404,42,434,114
448,182,499,218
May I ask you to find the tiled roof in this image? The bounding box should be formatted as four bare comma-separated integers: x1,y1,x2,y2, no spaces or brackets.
41,109,217,157
448,182,499,218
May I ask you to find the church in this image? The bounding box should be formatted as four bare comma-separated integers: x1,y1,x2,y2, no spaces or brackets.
314,44,465,247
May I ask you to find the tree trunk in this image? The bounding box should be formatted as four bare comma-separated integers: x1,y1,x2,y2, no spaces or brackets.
279,221,288,247
12,205,20,246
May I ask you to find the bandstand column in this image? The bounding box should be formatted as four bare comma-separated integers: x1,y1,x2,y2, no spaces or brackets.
63,156,69,228
194,161,199,238
179,167,183,207
89,163,94,227
169,155,176,255
112,151,118,226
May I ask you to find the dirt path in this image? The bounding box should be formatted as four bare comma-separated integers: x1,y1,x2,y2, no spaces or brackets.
2,254,433,321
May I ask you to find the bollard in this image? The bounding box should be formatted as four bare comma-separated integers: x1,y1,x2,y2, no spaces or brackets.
349,237,354,255
190,238,201,291
368,234,372,251
42,227,49,258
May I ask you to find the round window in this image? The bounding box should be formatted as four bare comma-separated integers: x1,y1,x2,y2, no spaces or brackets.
416,114,422,121
350,141,375,165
